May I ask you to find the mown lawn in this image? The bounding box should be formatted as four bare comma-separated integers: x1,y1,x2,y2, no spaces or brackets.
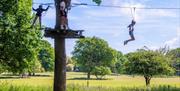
0,72,179,91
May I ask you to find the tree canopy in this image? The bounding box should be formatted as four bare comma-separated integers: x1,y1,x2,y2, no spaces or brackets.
0,0,42,74
125,50,174,86
72,37,115,79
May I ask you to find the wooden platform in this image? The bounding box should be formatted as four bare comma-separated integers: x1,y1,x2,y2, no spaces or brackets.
44,27,85,38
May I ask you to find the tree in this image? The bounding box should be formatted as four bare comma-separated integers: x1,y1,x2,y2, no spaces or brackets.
0,0,42,74
72,37,115,79
125,50,174,86
166,48,180,75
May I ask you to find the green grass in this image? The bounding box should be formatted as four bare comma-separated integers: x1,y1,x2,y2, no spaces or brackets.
0,84,179,91
0,72,180,91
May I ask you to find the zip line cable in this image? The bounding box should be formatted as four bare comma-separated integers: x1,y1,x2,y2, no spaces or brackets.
32,2,180,10
33,2,54,6
72,3,180,10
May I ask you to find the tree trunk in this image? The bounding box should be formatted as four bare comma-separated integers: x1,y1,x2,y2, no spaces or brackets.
144,76,151,86
87,72,91,79
33,72,35,76
28,72,31,76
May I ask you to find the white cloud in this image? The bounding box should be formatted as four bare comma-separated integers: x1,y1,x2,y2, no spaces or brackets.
145,9,177,18
165,28,180,48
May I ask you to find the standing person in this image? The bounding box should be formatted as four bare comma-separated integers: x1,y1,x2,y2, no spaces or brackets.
124,19,136,45
60,0,68,30
31,5,50,29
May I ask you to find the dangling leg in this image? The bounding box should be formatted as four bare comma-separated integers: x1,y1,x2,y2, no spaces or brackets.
124,29,135,45
66,18,69,30
60,16,65,30
31,15,38,28
39,16,42,29
60,16,67,34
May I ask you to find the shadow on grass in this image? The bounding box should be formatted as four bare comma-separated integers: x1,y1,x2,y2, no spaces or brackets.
68,77,112,80
0,74,52,79
0,76,21,79
31,74,52,77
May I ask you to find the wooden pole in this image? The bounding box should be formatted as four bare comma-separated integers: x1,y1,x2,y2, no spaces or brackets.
53,0,66,91
54,37,66,91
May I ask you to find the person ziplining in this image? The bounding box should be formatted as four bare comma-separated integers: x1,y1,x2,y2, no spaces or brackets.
124,7,136,45
31,5,50,29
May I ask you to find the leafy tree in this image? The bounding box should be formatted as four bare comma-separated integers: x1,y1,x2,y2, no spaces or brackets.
167,48,180,75
91,66,111,79
72,37,115,79
125,50,174,86
38,40,54,72
0,0,42,74
112,51,128,74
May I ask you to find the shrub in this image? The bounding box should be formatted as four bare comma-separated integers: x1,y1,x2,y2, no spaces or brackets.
91,66,111,80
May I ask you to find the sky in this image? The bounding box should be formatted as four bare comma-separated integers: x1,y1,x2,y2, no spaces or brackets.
33,0,180,56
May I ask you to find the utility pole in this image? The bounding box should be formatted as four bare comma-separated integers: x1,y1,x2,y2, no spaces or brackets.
44,0,84,91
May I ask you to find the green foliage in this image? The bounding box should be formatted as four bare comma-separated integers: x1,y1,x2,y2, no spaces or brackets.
0,64,6,74
0,84,179,91
112,51,128,74
72,37,115,79
38,40,54,72
0,0,42,74
92,0,102,5
91,66,111,79
166,48,180,75
125,50,174,86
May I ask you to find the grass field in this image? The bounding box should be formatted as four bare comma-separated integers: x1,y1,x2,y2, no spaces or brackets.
0,72,180,91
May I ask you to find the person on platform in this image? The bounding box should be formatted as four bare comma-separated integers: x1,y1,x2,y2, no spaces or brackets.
31,5,50,29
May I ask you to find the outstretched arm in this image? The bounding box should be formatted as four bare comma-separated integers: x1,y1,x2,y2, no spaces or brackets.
44,6,50,11
32,7,37,11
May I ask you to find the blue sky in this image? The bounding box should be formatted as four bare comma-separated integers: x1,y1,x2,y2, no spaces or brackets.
33,0,180,56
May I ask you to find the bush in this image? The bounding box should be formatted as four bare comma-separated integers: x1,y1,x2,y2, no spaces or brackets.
91,66,111,80
0,64,6,74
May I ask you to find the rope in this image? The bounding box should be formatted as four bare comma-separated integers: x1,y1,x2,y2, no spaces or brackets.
71,3,180,10
130,7,136,20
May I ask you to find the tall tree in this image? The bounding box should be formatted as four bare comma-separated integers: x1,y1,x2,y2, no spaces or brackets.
125,50,174,86
72,37,115,79
0,0,41,74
